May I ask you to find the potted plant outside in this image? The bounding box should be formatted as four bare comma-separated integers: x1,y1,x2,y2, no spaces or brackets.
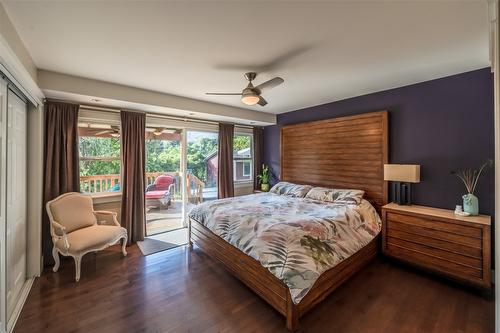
257,164,270,192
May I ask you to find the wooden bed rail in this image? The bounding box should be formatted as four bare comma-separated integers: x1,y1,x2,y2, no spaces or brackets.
189,217,379,331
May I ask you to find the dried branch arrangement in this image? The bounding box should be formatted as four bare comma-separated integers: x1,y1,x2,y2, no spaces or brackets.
452,159,493,194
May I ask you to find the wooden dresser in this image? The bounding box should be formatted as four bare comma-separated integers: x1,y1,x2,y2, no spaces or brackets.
382,203,491,289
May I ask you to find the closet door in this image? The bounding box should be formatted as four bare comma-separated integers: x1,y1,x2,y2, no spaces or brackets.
0,79,6,329
5,89,27,320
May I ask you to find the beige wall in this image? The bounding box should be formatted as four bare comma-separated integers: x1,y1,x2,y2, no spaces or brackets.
235,183,254,196
93,195,122,223
0,3,37,82
38,70,276,126
94,201,122,218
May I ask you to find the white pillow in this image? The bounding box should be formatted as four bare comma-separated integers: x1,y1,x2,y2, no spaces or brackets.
305,187,365,205
269,182,313,198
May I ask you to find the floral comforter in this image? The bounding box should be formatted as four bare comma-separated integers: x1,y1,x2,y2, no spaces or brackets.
188,192,381,304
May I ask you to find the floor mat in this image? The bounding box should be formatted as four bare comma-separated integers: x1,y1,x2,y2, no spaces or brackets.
137,228,188,256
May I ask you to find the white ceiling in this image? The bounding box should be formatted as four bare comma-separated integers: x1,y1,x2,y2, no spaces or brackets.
3,1,490,114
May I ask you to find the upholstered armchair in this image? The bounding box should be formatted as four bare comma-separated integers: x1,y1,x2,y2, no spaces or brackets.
46,192,128,281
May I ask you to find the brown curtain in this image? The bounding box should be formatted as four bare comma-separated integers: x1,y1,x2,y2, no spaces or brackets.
120,111,146,244
253,127,264,190
43,101,80,266
218,123,234,198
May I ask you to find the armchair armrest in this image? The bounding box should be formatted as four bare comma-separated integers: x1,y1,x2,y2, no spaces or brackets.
167,183,175,200
51,220,70,251
94,210,121,227
146,184,156,192
52,220,66,234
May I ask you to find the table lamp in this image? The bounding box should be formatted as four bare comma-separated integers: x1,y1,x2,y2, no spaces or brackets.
384,164,421,205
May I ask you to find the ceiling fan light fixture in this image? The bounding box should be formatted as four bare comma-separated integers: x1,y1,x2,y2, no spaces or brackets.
241,93,260,106
206,72,284,107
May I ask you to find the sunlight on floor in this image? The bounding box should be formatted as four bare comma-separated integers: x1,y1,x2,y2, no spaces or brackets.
148,228,188,245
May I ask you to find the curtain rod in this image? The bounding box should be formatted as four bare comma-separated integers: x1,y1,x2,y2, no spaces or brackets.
46,98,255,129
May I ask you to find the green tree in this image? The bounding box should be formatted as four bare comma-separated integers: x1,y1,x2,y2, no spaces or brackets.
79,136,121,177
79,133,250,191
187,137,218,183
145,139,181,173
234,135,251,152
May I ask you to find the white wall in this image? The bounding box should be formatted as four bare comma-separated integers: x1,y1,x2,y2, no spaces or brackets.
26,106,43,276
491,0,500,331
0,4,36,82
0,2,44,278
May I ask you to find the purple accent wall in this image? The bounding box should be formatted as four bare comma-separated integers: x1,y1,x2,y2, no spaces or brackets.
264,68,495,215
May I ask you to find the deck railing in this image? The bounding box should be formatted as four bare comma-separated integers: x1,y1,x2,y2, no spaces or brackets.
80,172,205,202
80,174,120,193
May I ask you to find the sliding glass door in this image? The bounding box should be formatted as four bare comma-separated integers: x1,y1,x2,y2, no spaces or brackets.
145,128,184,236
143,126,247,236
186,130,218,211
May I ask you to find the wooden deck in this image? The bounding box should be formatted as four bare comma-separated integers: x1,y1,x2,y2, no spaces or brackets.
146,187,217,235
146,201,184,235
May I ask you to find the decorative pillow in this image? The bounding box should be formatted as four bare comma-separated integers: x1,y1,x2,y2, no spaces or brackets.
269,182,313,198
305,187,365,205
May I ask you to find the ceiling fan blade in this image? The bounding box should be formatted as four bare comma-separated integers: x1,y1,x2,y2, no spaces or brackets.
95,130,112,136
255,77,284,91
257,96,268,106
205,92,242,95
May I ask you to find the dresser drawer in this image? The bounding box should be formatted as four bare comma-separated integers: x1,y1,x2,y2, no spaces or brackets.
386,212,482,240
386,226,482,259
382,205,491,289
385,236,482,269
385,243,483,279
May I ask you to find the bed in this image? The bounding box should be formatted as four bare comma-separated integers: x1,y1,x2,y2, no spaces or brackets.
189,111,388,330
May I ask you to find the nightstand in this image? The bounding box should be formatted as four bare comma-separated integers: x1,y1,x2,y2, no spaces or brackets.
381,203,491,289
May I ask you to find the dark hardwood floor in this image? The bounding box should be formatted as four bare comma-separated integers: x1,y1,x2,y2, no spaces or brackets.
14,244,494,333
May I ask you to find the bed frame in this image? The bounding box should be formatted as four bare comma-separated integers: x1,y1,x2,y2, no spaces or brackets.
189,110,388,331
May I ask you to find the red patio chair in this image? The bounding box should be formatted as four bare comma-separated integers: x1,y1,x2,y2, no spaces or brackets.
145,175,175,209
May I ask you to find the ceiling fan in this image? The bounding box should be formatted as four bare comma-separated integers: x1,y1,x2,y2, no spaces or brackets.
95,125,120,137
206,72,284,106
146,128,181,136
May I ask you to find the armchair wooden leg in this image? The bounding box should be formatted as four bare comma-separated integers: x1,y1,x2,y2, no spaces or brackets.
74,256,82,282
121,237,128,257
52,246,60,272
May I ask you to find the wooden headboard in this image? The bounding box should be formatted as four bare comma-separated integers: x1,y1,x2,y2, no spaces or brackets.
280,110,388,212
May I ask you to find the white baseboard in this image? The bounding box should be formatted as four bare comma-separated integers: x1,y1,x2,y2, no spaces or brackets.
7,277,34,333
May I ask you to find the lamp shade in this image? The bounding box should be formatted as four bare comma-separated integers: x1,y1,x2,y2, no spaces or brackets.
384,164,420,183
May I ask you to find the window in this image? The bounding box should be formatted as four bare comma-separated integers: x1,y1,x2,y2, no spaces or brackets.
243,161,251,177
233,134,253,182
78,122,121,194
